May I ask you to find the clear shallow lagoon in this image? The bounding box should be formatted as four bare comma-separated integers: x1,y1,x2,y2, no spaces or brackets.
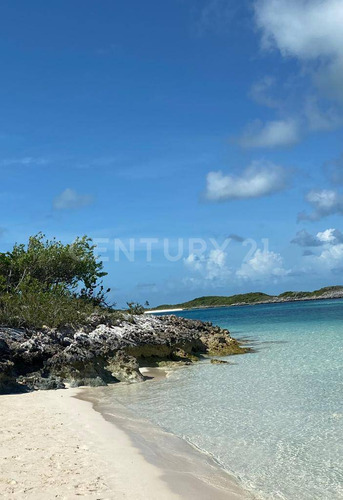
111,299,343,499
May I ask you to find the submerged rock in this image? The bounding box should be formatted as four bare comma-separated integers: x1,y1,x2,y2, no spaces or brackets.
201,332,243,356
210,359,229,365
0,315,249,394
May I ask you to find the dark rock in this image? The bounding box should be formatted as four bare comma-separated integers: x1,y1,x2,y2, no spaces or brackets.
17,372,65,391
0,338,10,358
211,359,229,365
0,315,249,394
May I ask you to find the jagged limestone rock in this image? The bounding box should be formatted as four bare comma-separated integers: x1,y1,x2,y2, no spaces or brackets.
201,333,246,356
106,350,145,383
0,315,249,394
16,372,65,391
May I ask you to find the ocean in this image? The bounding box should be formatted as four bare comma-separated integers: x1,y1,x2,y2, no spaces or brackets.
106,299,343,499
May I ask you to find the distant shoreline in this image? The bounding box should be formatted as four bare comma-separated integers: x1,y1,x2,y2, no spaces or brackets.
145,308,184,314
149,288,343,313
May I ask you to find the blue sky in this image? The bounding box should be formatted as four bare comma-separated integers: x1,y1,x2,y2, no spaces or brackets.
1,0,343,306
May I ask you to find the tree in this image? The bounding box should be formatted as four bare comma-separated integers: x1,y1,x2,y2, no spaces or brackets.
126,302,145,315
0,233,108,304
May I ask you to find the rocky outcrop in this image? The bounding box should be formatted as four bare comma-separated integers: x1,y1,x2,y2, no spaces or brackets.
0,314,248,394
106,351,145,384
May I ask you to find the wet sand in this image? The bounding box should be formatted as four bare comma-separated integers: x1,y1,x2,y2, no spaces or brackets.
0,373,251,499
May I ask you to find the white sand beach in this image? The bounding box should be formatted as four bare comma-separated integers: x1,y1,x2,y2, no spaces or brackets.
0,386,250,500
145,308,184,314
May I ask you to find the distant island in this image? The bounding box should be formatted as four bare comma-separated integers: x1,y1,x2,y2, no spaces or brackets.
151,286,343,312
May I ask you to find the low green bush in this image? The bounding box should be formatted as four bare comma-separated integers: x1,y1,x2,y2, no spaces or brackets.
0,233,116,329
0,285,94,328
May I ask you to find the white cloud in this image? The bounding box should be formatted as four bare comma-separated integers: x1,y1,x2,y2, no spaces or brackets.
184,249,231,281
245,91,342,143
317,228,343,244
237,119,300,148
53,188,93,211
288,227,343,282
184,253,203,272
298,189,343,221
292,228,343,247
255,0,343,100
291,230,324,248
205,161,289,201
295,233,343,272
314,244,343,269
255,0,343,60
236,249,289,281
247,0,343,149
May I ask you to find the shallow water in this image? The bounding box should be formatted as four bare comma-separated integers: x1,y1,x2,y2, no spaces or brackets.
108,299,343,499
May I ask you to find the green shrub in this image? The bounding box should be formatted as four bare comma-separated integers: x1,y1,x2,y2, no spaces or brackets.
126,302,145,315
0,233,107,296
0,233,113,328
0,284,94,329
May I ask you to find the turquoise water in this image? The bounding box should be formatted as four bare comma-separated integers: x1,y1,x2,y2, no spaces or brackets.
113,299,343,499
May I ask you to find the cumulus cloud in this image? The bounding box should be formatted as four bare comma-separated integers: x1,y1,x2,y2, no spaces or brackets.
237,119,300,148
291,230,324,248
53,188,93,211
236,249,288,281
298,189,343,221
254,0,343,100
255,0,343,60
246,90,342,139
315,244,343,270
205,161,289,201
292,228,343,247
293,227,343,271
184,249,231,281
317,228,343,244
246,0,343,147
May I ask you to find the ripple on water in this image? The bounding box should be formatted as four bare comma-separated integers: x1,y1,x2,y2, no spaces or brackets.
110,300,343,500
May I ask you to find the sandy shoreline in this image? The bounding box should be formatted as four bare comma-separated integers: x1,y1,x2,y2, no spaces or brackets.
145,308,184,314
0,375,251,499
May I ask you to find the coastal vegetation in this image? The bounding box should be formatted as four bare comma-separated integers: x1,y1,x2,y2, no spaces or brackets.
154,286,343,310
0,233,116,329
0,234,249,394
1,234,340,396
